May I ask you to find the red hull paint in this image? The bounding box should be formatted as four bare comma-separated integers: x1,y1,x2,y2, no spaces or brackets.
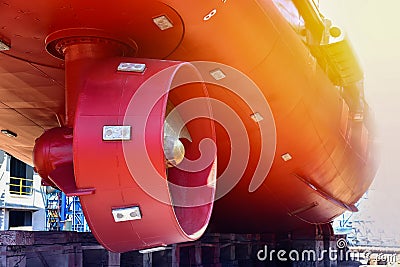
0,0,377,251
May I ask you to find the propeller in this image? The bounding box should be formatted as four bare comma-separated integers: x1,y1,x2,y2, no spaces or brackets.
163,101,192,168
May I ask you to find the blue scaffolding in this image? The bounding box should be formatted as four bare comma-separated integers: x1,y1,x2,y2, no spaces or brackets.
45,189,90,232
45,190,61,231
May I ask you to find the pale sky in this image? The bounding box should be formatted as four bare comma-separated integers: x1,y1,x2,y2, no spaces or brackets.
320,0,400,243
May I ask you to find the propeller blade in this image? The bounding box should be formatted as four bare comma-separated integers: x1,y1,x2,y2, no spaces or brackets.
164,101,191,167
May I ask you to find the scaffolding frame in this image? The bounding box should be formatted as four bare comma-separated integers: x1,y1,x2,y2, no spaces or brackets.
45,190,89,232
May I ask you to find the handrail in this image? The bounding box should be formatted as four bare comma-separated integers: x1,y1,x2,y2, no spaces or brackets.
9,176,34,196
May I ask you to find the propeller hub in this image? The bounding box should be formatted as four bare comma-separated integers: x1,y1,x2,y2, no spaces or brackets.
164,135,185,168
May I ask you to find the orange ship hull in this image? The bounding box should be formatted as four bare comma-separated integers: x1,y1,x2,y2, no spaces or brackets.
0,0,377,251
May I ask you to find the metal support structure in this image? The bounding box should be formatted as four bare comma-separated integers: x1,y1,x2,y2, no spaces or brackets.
45,190,89,232
333,191,376,246
65,196,89,232
45,190,61,231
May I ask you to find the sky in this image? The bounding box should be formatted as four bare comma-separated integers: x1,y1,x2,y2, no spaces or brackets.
319,0,400,243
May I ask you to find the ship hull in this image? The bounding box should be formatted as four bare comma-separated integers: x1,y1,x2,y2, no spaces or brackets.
0,0,377,251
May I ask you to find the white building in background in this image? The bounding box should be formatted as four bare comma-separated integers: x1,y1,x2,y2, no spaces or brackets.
0,151,46,231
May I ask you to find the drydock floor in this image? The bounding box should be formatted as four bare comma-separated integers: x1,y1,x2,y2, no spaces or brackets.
0,231,366,267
